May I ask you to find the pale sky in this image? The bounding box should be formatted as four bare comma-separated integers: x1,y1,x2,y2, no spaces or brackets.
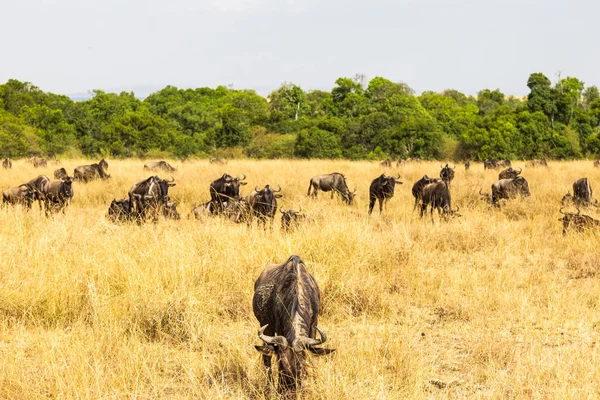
1,0,597,97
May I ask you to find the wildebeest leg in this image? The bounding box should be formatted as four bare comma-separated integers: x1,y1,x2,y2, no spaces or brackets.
379,198,384,214
368,196,376,215
331,190,335,199
262,354,274,391
419,203,426,218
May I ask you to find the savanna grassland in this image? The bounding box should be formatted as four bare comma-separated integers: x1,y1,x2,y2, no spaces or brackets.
2,159,600,399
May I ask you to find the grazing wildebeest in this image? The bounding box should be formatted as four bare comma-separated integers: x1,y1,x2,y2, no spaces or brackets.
411,175,439,211
42,177,74,214
244,185,282,227
464,161,471,170
594,160,600,168
253,255,334,394
163,200,180,220
106,198,133,223
32,157,47,168
74,160,110,182
280,208,307,232
483,159,498,169
526,159,548,167
498,167,522,180
380,159,392,168
209,157,227,165
563,178,595,207
439,164,455,185
128,175,176,219
209,173,247,213
54,168,68,180
307,173,355,205
26,175,51,210
496,159,511,168
420,181,461,221
2,158,12,169
558,207,600,234
368,174,403,215
2,184,36,208
491,176,530,204
144,161,177,172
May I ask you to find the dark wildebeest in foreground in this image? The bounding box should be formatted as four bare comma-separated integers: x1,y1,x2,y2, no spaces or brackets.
464,161,471,170
42,177,75,214
526,159,548,167
144,161,177,172
498,167,522,180
253,255,334,394
558,207,600,234
209,157,227,165
209,173,247,213
2,158,12,169
420,181,461,221
244,185,282,227
439,164,455,185
54,168,68,180
128,175,176,219
594,160,600,168
280,208,307,232
74,159,110,182
562,178,595,207
491,176,530,204
2,184,36,208
411,175,439,211
307,173,355,205
368,174,403,215
483,159,498,169
380,159,392,168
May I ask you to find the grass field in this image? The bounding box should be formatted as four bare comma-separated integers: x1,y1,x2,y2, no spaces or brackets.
1,159,600,399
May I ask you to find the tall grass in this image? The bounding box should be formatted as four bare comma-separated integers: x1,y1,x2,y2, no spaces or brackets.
1,159,600,398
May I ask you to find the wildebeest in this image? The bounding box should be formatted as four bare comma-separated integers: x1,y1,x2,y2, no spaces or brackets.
163,200,181,220
2,184,36,208
209,173,247,213
483,159,498,169
244,185,282,227
74,159,110,182
497,159,511,168
128,175,176,219
42,177,74,214
479,189,493,205
143,161,177,172
54,168,68,180
411,175,439,211
192,201,218,219
558,207,600,234
380,159,392,168
368,174,403,215
563,178,594,207
307,173,355,205
498,167,522,180
32,157,47,168
2,158,12,169
106,198,133,223
439,164,455,185
396,158,405,167
280,208,307,232
209,157,227,165
526,159,548,167
491,176,530,204
594,160,600,168
26,175,51,210
420,181,461,221
253,255,334,393
464,161,471,170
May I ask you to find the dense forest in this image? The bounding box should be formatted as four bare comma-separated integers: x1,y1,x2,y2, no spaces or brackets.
1,73,600,160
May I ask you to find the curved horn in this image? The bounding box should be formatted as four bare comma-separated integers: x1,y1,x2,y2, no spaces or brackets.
395,174,401,180
451,164,456,170
167,176,175,182
559,207,566,215
440,164,444,169
254,186,260,192
273,184,282,193
238,173,246,181
259,324,288,346
517,167,522,174
295,326,327,349
455,205,460,212
479,189,483,195
280,209,287,214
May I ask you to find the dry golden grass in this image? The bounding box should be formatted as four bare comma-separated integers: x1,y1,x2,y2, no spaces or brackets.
2,159,600,399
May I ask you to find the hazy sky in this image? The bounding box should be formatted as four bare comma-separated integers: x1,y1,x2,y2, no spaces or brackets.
1,0,597,97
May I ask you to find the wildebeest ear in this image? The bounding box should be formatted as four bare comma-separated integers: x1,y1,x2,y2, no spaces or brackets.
168,183,176,187
240,182,248,186
275,194,283,198
255,345,275,355
308,347,335,356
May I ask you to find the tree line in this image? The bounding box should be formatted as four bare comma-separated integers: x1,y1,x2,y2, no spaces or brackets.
1,73,599,160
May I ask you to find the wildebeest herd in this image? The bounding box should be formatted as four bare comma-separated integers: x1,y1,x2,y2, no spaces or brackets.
4,156,600,394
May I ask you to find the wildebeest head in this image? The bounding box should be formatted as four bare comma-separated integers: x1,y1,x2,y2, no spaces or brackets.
558,207,600,234
224,173,247,197
512,176,530,197
99,159,109,170
499,167,521,180
377,174,403,194
163,200,180,220
561,191,574,206
60,177,74,198
155,176,176,201
280,208,306,232
464,161,471,170
440,164,455,184
54,168,68,180
106,198,131,222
